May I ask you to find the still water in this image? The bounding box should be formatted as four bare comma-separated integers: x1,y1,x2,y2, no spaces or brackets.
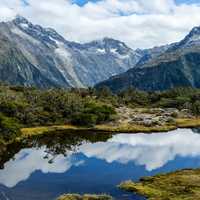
1,128,200,200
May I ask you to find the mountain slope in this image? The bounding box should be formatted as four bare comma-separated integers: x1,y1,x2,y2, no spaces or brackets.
96,26,200,92
0,16,145,88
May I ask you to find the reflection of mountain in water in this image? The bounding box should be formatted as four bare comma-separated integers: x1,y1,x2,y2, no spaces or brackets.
191,128,200,134
2,128,200,189
0,131,112,169
0,141,26,170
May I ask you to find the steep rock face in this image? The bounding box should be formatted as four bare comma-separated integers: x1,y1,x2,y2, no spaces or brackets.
96,26,200,92
0,16,144,88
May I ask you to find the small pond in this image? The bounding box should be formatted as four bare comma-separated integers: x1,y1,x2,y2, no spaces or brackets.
1,128,200,200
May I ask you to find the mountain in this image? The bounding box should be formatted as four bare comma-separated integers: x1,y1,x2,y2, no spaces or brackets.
96,26,200,92
0,16,145,88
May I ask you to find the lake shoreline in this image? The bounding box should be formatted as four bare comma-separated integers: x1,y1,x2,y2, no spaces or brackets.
57,167,200,200
2,125,200,200
57,194,112,200
1,117,199,146
119,168,200,200
19,117,200,139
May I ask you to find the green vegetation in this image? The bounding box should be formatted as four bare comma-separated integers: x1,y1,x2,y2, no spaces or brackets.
0,113,21,142
119,169,200,200
2,84,200,143
176,118,200,128
0,84,115,143
57,194,112,200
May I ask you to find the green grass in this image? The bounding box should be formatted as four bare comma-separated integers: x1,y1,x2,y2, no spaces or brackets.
176,118,200,128
20,123,176,140
119,169,200,200
95,123,176,133
19,117,200,140
57,194,112,200
21,125,83,137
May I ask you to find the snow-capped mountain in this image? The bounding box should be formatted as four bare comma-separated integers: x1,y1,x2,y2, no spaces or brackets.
0,16,144,88
97,26,200,92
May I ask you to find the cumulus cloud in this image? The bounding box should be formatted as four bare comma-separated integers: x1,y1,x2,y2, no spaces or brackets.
0,0,200,48
80,129,200,171
2,129,200,188
0,147,84,188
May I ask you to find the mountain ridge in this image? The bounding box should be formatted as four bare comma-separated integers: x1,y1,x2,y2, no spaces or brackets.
0,15,149,88
96,25,200,92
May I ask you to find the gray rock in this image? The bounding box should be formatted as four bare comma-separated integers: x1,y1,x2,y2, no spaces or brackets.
96,26,200,92
0,16,145,88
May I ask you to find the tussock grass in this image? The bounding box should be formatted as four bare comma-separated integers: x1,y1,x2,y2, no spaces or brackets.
21,125,83,137
57,194,112,200
176,118,200,128
119,169,200,200
95,123,176,133
19,118,200,139
21,123,176,138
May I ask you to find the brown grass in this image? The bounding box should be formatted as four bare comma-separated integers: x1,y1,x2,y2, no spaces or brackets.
19,118,200,139
176,118,200,128
57,194,112,200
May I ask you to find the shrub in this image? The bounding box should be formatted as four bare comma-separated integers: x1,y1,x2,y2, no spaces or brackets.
191,101,200,116
84,102,116,123
71,113,98,127
0,114,21,142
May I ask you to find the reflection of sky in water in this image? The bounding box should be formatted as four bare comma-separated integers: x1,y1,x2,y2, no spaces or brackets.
1,128,200,199
81,128,200,171
0,148,84,187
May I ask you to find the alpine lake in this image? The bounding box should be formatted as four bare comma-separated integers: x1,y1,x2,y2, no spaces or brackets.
1,128,200,200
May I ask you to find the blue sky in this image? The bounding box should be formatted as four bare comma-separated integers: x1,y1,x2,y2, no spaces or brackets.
72,0,99,6
175,0,199,4
1,0,200,49
73,0,199,6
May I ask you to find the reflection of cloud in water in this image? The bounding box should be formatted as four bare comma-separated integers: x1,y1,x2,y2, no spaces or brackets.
1,128,200,188
0,147,84,188
80,129,200,171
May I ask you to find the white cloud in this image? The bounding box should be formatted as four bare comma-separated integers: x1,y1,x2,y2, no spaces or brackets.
80,129,200,171
2,128,200,188
0,147,84,188
0,0,200,48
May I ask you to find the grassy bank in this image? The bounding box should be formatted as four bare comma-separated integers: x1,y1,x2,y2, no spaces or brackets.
57,194,112,200
119,168,200,200
176,118,200,128
19,117,200,139
20,123,175,137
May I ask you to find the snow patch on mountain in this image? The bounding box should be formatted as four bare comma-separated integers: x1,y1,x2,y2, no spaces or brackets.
96,48,106,54
55,44,84,87
19,23,29,29
188,34,200,43
0,16,147,88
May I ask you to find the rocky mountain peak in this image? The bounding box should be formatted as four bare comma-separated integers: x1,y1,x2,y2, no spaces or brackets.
82,37,133,57
189,26,200,36
13,15,29,25
186,26,200,43
12,15,65,45
169,26,200,51
0,15,145,88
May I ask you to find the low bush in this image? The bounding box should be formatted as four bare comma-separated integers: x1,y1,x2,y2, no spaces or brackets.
71,113,98,127
0,114,21,142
